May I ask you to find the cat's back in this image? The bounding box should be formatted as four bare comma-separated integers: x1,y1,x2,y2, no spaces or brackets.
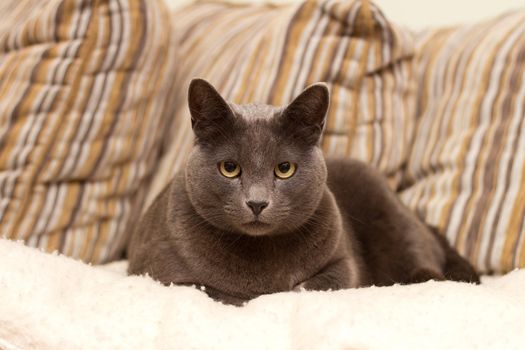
325,158,399,219
326,158,449,286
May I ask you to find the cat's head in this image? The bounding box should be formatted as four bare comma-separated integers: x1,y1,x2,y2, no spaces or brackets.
185,79,329,236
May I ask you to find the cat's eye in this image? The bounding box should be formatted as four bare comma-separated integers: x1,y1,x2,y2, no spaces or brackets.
219,161,241,178
274,162,296,179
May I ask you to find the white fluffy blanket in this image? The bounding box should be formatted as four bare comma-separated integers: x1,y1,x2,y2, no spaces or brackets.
1,239,524,350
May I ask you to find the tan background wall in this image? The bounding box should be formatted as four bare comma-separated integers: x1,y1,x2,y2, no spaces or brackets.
165,0,525,29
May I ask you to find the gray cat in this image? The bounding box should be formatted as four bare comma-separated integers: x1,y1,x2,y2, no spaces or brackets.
128,79,479,305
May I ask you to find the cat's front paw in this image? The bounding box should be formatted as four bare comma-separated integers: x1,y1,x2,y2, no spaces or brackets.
408,268,445,284
293,278,339,292
294,259,354,292
293,282,307,292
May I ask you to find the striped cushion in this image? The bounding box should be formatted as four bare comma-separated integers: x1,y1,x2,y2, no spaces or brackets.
401,11,525,273
147,0,416,205
0,0,177,263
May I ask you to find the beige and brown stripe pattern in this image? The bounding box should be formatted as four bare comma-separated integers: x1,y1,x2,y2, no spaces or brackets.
147,0,416,206
401,11,525,273
0,0,178,263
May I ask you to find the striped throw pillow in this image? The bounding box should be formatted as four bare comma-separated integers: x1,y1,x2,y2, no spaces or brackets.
147,0,416,205
0,0,177,263
401,11,525,273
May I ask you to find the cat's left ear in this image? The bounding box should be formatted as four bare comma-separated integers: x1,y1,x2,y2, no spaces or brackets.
281,83,330,146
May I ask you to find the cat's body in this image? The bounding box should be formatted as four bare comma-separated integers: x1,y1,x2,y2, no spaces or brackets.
128,79,479,305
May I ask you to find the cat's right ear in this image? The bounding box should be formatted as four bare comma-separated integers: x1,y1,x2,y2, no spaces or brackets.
188,78,234,142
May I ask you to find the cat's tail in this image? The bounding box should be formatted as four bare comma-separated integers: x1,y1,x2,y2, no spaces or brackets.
429,226,481,284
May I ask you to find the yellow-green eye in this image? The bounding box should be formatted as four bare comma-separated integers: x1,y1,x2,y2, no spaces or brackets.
275,162,296,179
219,161,241,178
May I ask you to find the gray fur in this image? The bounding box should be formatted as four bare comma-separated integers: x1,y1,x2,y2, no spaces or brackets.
128,79,479,305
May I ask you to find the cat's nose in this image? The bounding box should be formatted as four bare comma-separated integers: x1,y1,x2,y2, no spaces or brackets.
246,200,269,215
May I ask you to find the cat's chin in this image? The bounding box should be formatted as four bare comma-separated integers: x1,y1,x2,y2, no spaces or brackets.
239,221,275,236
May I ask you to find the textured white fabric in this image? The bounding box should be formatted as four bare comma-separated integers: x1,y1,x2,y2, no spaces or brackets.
0,238,524,350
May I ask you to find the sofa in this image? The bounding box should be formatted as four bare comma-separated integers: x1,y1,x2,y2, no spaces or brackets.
0,0,524,348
